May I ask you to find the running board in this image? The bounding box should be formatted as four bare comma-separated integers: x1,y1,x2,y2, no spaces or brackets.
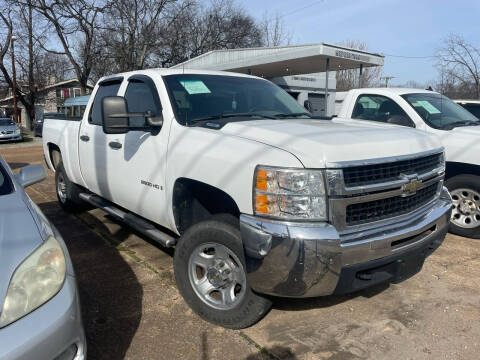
79,193,177,247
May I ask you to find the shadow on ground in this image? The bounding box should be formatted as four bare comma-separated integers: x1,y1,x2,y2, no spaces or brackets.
244,346,297,360
38,201,143,360
271,283,390,312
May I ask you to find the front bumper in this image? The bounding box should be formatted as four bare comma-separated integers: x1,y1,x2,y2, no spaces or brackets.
240,188,452,298
0,275,86,360
0,134,22,142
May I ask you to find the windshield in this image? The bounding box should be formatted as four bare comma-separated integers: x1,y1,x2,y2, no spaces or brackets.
163,74,310,125
0,119,15,126
0,164,13,196
401,93,480,130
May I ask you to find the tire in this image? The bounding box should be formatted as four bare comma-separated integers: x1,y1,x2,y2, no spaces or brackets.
445,174,480,239
174,215,272,329
55,161,89,213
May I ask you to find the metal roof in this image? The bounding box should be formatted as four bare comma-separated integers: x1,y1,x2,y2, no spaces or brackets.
171,43,384,78
64,95,90,106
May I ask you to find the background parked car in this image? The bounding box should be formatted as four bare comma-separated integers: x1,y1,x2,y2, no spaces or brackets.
34,113,65,137
0,157,86,360
454,99,480,119
0,118,23,142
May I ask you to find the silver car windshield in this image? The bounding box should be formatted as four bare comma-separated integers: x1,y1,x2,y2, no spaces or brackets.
402,93,480,130
0,119,15,126
0,164,13,195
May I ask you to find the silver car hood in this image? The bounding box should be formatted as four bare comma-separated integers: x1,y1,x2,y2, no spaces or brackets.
0,191,43,306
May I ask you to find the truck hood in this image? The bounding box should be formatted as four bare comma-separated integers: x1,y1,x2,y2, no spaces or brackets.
0,192,42,305
434,125,480,165
221,119,441,168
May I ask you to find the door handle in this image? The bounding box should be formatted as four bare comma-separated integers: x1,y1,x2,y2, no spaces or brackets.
80,135,90,142
109,141,122,150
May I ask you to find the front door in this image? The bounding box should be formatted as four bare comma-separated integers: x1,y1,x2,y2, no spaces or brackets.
103,75,169,225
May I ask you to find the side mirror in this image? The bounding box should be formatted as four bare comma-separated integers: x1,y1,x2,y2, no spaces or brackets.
145,110,163,127
304,100,312,112
102,96,163,134
102,96,130,134
15,165,46,188
387,115,416,128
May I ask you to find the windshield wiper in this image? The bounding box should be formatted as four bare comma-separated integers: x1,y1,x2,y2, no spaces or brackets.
190,112,276,124
443,120,480,129
273,112,312,118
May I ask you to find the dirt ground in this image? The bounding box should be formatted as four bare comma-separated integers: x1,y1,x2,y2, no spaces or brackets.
1,144,479,360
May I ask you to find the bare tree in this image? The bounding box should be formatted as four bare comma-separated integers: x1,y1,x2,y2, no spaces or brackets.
437,34,480,99
0,9,37,125
157,0,263,68
336,40,383,91
24,0,107,94
92,0,186,79
260,11,291,47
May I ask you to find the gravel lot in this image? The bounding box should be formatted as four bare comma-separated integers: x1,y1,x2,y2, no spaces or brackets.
1,144,479,360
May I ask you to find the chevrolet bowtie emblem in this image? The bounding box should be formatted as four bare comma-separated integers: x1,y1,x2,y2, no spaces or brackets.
401,177,422,196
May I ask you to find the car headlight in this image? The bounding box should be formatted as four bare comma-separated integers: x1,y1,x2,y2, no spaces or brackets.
0,236,66,328
253,166,327,220
14,128,21,135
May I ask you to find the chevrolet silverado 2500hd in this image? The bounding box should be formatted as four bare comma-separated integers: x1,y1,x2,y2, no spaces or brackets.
43,70,452,329
335,88,479,238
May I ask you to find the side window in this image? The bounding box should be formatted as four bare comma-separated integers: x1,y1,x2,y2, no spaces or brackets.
89,81,121,125
124,79,162,128
352,94,409,123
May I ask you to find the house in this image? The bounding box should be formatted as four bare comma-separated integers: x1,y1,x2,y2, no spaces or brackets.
0,78,94,129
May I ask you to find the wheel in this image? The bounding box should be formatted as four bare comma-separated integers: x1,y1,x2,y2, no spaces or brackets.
55,161,89,213
446,174,480,239
173,216,272,329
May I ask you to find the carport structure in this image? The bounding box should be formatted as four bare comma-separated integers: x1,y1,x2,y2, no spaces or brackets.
171,43,384,116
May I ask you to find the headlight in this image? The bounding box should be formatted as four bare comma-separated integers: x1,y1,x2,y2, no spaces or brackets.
14,128,21,134
253,166,327,220
0,236,66,327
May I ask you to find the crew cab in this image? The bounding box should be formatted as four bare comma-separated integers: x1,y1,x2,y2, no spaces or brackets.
43,70,452,329
336,88,480,238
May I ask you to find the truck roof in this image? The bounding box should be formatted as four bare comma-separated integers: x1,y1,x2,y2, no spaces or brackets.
454,99,480,104
98,68,260,84
351,88,438,95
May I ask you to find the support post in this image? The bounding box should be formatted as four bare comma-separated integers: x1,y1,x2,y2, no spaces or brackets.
10,36,18,125
359,64,363,88
325,57,329,117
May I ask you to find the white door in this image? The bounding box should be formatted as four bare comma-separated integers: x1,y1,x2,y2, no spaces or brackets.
103,75,169,225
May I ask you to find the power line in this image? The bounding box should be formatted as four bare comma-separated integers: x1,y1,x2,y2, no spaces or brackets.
382,53,436,59
278,0,325,19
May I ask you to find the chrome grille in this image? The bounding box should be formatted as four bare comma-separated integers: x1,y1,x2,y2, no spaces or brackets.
343,153,443,187
346,182,439,226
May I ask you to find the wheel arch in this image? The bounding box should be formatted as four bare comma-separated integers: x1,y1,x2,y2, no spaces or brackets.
172,177,241,235
445,161,480,180
47,142,62,170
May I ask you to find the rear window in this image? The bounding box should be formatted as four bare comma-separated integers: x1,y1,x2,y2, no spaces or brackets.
89,81,122,125
0,164,13,196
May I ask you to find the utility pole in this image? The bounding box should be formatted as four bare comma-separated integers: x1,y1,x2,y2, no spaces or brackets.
10,35,18,125
380,76,395,88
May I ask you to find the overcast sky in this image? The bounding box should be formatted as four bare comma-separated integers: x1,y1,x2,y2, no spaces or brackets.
242,0,480,86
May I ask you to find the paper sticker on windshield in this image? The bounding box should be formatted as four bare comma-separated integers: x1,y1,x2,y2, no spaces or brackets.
417,100,441,114
180,80,211,95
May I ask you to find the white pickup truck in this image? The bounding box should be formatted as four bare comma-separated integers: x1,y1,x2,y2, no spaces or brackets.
43,69,452,329
336,88,480,238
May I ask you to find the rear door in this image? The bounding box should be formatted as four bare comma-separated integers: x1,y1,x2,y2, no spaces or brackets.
78,78,123,198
